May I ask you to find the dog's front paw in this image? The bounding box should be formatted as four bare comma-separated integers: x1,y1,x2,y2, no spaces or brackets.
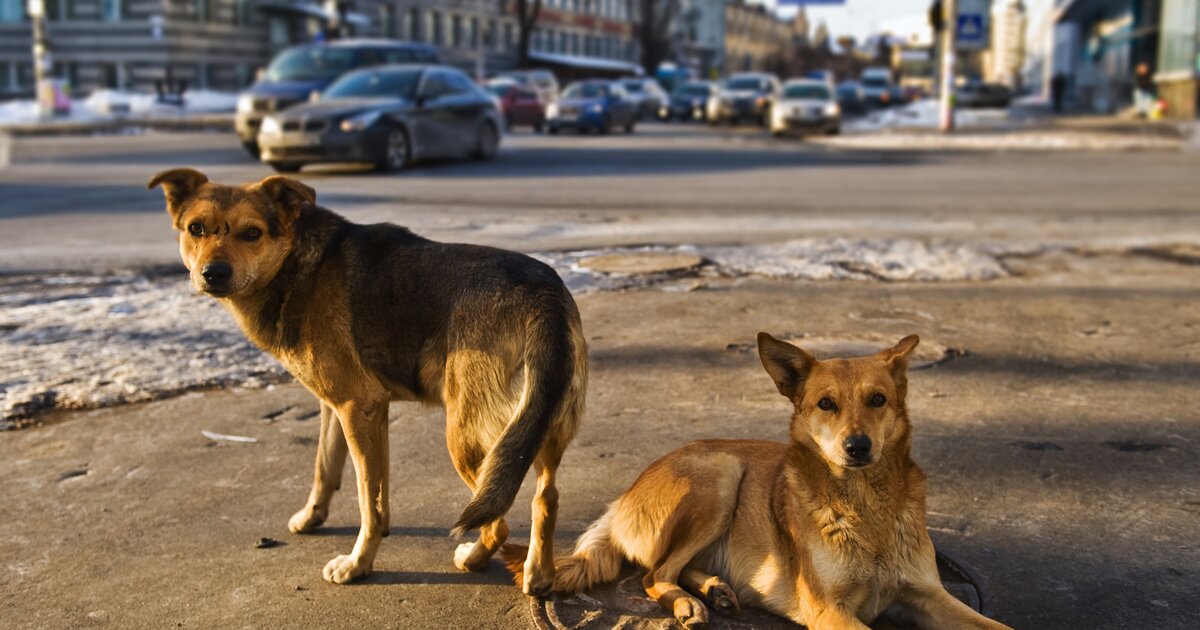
673,596,709,629
288,505,327,534
703,578,740,616
322,554,370,584
454,542,490,572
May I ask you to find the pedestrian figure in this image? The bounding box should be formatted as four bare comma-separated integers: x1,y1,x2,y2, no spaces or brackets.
1051,72,1067,113
1133,63,1155,118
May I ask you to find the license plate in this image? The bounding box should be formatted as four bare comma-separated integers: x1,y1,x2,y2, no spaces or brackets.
281,133,320,147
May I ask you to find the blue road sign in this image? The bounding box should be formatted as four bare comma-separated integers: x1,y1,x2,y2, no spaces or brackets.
956,14,988,50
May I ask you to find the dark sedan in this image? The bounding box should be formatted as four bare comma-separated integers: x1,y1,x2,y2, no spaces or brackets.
667,81,718,121
256,65,503,173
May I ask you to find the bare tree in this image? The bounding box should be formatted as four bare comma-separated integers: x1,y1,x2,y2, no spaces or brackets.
631,0,680,75
506,0,544,68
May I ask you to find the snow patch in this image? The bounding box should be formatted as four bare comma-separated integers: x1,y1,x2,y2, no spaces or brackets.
0,89,238,126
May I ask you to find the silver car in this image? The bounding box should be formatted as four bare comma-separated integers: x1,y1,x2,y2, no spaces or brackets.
257,64,503,173
770,79,841,137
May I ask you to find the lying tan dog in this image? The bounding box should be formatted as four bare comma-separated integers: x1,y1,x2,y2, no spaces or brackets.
148,168,587,594
503,334,1012,629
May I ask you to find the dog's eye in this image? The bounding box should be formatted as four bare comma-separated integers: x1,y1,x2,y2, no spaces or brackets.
817,397,837,412
869,393,887,408
241,227,263,242
187,222,203,237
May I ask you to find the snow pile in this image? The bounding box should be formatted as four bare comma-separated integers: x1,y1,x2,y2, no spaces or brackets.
0,89,238,126
705,238,1008,281
846,99,1011,133
1,272,287,422
819,131,1179,152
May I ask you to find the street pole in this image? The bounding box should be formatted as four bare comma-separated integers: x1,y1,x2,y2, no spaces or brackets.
28,0,51,119
939,0,956,132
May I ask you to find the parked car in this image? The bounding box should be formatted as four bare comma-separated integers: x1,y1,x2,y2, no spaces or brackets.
545,80,638,134
666,81,718,121
498,69,560,104
484,78,547,131
860,66,894,108
256,64,502,173
836,80,867,115
770,79,841,137
235,39,439,157
712,72,781,126
620,78,669,119
955,81,1013,108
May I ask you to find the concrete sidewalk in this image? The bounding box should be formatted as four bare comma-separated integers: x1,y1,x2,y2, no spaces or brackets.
2,263,1197,629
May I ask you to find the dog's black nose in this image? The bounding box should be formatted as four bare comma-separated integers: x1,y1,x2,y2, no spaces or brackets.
201,262,232,286
843,435,872,461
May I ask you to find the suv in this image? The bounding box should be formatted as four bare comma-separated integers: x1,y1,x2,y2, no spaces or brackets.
712,73,781,126
235,39,439,157
859,67,894,108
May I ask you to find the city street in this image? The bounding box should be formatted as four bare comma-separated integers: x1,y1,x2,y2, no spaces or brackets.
2,124,1199,629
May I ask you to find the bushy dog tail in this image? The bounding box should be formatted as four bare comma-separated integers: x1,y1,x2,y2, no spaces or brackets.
499,509,623,593
451,304,580,536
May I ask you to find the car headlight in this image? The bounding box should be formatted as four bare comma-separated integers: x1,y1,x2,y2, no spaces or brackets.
259,116,281,135
236,94,255,114
546,102,559,119
340,111,381,133
825,103,840,116
590,103,604,114
756,96,768,107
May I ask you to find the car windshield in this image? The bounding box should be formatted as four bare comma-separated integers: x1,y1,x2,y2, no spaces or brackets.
783,85,831,99
485,83,514,97
862,77,889,88
324,69,422,99
675,84,710,97
621,81,644,93
563,83,608,99
499,73,531,86
266,47,358,82
727,77,764,91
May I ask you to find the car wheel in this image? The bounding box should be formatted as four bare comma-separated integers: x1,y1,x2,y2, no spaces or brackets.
534,119,544,134
548,125,559,135
378,127,411,173
624,119,635,134
598,115,611,135
241,141,260,159
473,121,499,160
268,162,302,173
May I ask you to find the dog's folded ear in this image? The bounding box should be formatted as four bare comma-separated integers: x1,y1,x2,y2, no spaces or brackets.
757,332,816,400
147,168,208,226
255,175,316,228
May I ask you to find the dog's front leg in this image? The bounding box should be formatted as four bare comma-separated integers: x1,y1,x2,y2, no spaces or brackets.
289,401,348,534
321,398,390,584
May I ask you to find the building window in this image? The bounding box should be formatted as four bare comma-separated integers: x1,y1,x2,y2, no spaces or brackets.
407,8,420,41
0,0,25,22
504,21,515,50
100,0,122,21
451,14,462,47
430,11,443,45
470,16,479,49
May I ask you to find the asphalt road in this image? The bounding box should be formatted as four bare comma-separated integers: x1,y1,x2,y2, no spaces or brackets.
2,124,1199,629
1,123,1198,272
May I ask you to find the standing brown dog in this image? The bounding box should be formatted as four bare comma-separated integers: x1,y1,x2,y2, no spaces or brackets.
148,168,587,594
503,334,1012,629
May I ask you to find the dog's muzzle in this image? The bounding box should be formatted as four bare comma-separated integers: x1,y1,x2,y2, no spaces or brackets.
842,434,873,467
200,261,233,294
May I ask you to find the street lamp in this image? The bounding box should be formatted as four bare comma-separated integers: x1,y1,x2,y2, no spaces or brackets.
27,0,52,119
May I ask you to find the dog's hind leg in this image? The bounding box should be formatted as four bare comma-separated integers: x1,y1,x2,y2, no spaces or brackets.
680,566,740,617
322,398,390,584
522,451,562,596
444,377,511,572
289,401,348,534
642,493,738,629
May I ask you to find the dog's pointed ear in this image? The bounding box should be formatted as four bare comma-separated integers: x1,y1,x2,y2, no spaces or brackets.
878,334,920,400
254,175,315,228
147,168,208,226
757,332,816,400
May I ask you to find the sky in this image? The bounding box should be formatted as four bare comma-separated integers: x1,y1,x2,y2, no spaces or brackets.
768,0,1056,48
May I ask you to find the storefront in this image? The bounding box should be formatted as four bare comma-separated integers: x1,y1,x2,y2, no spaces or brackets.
1156,0,1199,117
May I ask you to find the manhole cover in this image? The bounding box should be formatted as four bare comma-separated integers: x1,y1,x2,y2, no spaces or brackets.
578,252,705,276
528,550,991,629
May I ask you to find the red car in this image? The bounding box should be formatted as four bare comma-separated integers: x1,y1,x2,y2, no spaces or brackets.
484,79,547,132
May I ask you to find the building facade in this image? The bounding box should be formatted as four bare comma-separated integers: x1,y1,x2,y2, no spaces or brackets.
670,0,724,79
1156,0,1199,117
723,0,804,76
1050,0,1160,112
0,0,638,99
986,0,1027,86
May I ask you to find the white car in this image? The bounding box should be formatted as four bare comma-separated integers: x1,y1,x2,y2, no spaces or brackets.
770,79,841,137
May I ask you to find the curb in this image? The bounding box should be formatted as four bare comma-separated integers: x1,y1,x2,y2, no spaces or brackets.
0,114,233,137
